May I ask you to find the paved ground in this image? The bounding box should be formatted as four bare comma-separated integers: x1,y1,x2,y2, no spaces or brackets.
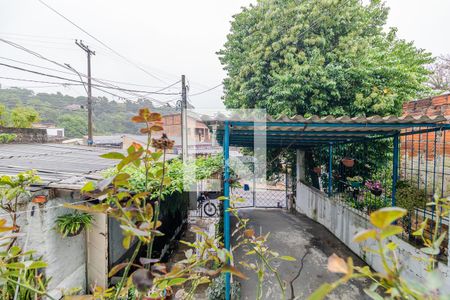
232,209,370,300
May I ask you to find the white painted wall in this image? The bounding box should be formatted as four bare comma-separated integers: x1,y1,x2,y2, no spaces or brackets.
1,189,86,299
295,151,450,292
46,128,65,137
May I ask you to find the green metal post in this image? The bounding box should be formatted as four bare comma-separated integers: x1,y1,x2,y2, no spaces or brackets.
223,121,231,300
392,133,399,206
328,143,333,196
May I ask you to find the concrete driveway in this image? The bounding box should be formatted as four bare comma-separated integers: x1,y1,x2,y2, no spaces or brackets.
232,209,370,300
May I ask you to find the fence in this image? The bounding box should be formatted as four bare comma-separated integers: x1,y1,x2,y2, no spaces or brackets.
303,127,450,260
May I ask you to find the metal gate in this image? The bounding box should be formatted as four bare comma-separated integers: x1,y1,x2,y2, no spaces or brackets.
232,186,287,208
231,157,294,208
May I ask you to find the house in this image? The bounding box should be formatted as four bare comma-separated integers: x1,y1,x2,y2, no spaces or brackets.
0,144,115,298
401,93,450,196
0,143,187,298
33,123,65,139
162,112,211,143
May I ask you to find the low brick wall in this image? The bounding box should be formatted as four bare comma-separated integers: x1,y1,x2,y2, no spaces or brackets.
0,127,48,143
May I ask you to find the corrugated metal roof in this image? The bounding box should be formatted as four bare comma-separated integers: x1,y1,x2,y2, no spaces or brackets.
204,114,449,148
0,144,117,189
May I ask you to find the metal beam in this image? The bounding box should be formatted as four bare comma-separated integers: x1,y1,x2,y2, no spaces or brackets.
223,120,231,300
229,121,447,128
328,143,333,196
392,133,399,206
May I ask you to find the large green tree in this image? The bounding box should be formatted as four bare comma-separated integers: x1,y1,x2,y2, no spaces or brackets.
219,0,433,117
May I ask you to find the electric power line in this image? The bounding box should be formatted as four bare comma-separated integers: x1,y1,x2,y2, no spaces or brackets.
189,83,223,97
38,0,168,84
0,62,181,95
0,56,179,90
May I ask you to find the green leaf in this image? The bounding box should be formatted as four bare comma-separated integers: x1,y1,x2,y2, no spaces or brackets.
100,152,125,160
81,181,96,193
167,278,188,286
308,283,334,300
380,225,403,240
370,207,407,229
279,256,296,261
353,229,376,243
420,247,440,256
28,261,48,269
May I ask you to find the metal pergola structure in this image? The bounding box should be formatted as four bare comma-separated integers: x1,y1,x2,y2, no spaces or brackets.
205,114,449,299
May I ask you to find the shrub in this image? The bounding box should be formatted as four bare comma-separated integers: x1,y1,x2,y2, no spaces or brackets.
396,180,427,211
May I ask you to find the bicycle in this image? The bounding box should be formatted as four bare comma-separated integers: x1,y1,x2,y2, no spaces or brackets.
197,192,217,217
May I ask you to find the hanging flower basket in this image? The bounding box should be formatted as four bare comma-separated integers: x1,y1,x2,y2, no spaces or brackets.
341,158,355,168
32,195,47,204
313,167,322,175
66,225,85,237
365,180,383,197
347,176,363,188
370,189,383,197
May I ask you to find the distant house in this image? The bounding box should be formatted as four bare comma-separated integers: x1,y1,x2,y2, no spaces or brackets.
33,123,65,139
162,112,211,143
65,104,84,111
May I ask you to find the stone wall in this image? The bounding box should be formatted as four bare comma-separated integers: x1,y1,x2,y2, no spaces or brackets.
0,127,48,143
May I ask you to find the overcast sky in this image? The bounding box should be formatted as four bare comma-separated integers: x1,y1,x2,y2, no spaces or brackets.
0,0,449,110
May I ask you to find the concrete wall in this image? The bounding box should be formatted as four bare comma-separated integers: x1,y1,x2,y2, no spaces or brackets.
2,188,86,299
295,151,450,292
0,127,48,143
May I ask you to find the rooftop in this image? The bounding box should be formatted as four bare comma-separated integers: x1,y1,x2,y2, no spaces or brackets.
0,144,117,189
205,114,449,148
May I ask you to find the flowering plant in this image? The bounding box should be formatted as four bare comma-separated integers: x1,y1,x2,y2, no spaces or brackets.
365,180,382,191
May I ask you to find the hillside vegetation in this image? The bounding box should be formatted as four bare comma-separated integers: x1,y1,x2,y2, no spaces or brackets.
0,87,178,138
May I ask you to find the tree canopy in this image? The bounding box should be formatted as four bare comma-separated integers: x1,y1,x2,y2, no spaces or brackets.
219,0,433,117
0,104,40,128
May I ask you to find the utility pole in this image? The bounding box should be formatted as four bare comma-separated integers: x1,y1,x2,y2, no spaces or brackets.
181,75,188,162
75,40,95,146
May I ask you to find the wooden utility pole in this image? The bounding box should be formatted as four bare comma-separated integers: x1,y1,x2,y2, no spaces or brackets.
181,75,188,161
75,40,95,146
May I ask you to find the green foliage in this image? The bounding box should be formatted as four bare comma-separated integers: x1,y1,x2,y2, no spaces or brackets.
0,103,40,128
57,114,87,138
0,133,16,144
206,274,240,300
10,106,40,128
311,201,450,299
0,103,8,126
55,213,94,237
0,171,51,300
219,0,432,117
195,154,223,180
396,180,427,212
0,244,50,300
0,87,179,137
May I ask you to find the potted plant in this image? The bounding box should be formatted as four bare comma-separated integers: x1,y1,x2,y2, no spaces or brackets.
346,176,363,188
341,157,355,168
365,180,383,196
55,212,94,237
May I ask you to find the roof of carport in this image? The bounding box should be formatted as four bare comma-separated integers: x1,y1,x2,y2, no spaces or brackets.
202,114,449,148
